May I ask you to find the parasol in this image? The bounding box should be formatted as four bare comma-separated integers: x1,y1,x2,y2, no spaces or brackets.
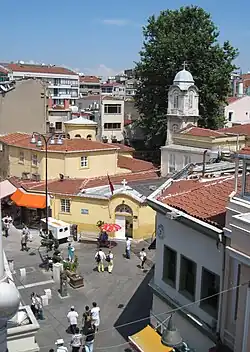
101,223,122,232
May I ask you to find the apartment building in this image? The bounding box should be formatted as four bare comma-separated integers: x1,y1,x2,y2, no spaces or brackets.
3,62,79,107
101,96,124,143
101,82,126,99
79,75,101,96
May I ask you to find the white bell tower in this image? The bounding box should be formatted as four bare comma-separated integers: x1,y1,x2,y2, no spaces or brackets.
166,62,199,145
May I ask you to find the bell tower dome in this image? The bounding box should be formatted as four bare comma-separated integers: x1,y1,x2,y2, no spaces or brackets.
166,62,199,145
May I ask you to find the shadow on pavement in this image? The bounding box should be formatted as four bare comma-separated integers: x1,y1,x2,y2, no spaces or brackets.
114,266,154,341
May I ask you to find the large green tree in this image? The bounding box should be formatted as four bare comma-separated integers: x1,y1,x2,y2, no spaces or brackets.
135,6,238,147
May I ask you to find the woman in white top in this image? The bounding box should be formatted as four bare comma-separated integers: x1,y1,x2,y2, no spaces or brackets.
106,250,114,273
91,302,100,330
139,248,147,269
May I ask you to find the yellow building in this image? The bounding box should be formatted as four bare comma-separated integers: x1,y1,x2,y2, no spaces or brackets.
0,132,140,180
2,131,162,240
10,170,162,240
64,116,98,140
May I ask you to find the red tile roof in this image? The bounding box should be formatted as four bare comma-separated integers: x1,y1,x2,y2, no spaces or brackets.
242,74,250,90
180,126,226,138
6,63,77,76
238,146,250,155
79,76,100,83
81,95,101,100
218,123,250,136
158,176,240,228
118,155,156,172
0,65,9,74
0,133,118,152
102,82,123,87
10,170,160,196
227,97,242,104
110,143,134,152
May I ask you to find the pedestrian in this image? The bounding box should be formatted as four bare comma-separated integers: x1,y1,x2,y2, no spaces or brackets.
55,339,68,352
36,294,44,320
84,320,96,352
106,250,114,273
30,292,38,317
94,248,106,272
21,225,29,251
70,326,82,352
3,220,10,237
91,302,100,331
68,243,75,262
125,237,131,259
67,306,78,334
139,248,147,269
82,306,91,333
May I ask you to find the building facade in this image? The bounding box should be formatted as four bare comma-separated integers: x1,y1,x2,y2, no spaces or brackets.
79,76,101,97
4,62,79,107
224,96,250,127
101,96,125,143
0,79,47,135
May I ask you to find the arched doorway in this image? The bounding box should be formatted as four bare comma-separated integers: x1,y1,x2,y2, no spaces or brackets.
115,204,133,239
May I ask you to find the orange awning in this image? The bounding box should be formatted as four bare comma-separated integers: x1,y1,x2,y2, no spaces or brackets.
11,188,46,209
129,325,173,352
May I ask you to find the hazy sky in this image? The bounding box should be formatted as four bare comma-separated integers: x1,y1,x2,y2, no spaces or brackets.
1,0,249,76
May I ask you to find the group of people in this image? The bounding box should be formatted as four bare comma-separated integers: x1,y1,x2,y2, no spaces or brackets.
59,303,100,351
94,248,113,273
30,292,44,320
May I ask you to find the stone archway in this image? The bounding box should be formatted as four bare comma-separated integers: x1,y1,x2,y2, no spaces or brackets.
115,204,133,239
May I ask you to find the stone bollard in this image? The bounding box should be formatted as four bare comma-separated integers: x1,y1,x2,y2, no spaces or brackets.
20,268,26,277
44,288,52,299
52,263,63,284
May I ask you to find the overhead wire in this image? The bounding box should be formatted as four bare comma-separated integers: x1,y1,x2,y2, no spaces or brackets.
9,269,250,350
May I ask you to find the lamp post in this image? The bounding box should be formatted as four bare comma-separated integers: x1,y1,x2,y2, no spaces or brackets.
30,133,63,234
0,201,20,351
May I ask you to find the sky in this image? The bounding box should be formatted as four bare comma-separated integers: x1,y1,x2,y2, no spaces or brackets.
1,0,250,76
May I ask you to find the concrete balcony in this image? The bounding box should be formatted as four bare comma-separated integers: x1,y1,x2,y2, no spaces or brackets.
7,306,40,352
4,252,40,352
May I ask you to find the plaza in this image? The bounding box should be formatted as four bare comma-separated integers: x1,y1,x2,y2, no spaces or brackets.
4,226,154,352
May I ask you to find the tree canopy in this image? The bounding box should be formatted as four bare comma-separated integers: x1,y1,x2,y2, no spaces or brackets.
134,6,238,148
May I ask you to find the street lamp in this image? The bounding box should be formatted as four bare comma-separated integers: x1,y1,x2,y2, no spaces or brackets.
30,133,63,234
161,314,183,348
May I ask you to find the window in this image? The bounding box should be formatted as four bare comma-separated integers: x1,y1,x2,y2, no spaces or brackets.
104,104,122,114
87,135,92,140
179,256,197,301
234,264,241,321
55,122,62,130
60,199,71,213
19,151,24,163
169,153,176,173
80,156,88,168
172,124,178,132
75,134,81,138
184,155,191,166
104,123,121,130
162,246,177,287
200,268,220,318
228,111,233,121
189,92,193,108
32,154,38,166
173,93,179,109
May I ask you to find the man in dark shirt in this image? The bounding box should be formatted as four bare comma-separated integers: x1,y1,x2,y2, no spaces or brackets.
84,321,96,352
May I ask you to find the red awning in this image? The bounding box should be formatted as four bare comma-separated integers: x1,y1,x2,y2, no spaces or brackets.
11,189,46,209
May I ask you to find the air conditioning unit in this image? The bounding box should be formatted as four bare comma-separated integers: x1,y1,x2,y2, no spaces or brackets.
50,122,55,127
22,172,30,180
32,174,41,181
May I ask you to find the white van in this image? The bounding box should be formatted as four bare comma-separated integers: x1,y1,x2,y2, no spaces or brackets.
41,217,70,240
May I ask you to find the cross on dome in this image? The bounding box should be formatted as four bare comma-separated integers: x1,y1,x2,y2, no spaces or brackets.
121,179,128,189
182,61,188,70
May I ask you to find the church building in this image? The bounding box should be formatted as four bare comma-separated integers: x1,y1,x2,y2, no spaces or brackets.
161,65,242,177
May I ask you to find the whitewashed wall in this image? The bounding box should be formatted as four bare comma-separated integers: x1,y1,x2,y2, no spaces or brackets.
154,212,223,326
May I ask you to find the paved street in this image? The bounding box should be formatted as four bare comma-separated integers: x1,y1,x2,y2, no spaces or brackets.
3,226,154,352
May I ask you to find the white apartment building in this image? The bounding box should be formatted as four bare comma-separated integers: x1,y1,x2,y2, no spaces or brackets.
101,96,124,143
224,96,250,127
101,82,126,99
4,62,79,106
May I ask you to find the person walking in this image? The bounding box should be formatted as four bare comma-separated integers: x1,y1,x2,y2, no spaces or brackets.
2,216,10,237
84,320,96,352
68,243,75,262
82,306,91,333
70,327,82,352
94,248,106,272
91,302,100,331
125,237,131,259
67,306,78,334
139,248,147,269
55,339,68,352
21,225,29,251
106,250,114,273
30,292,38,317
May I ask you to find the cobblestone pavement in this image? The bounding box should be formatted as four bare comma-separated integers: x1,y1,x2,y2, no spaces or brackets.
4,226,155,352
